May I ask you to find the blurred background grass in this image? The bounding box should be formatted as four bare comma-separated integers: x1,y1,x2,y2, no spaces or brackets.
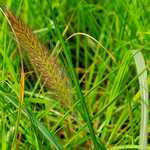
0,0,150,149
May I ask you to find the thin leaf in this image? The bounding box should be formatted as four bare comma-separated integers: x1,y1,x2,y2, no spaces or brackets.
132,50,149,150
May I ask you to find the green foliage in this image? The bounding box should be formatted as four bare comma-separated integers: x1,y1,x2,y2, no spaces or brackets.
0,0,150,149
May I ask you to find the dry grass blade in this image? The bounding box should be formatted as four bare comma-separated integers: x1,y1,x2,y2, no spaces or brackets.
132,50,149,150
4,8,73,105
20,67,25,104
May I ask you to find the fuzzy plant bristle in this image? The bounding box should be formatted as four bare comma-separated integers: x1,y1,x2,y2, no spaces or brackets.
5,8,73,105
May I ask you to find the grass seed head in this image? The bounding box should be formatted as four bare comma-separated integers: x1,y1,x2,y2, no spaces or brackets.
5,8,73,106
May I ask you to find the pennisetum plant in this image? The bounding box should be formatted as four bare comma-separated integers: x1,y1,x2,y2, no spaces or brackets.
2,6,73,106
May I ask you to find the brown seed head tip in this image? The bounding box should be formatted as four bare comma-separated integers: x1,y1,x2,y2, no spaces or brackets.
4,9,18,26
0,3,7,11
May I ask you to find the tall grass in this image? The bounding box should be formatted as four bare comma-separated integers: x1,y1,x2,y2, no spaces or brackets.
0,0,150,150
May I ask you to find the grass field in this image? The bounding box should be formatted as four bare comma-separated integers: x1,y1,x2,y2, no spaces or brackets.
0,0,150,149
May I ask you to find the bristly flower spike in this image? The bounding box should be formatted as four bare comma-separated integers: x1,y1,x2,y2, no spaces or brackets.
4,8,73,105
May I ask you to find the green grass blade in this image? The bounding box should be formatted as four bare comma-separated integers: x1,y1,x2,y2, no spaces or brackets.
1,93,64,150
26,109,63,150
107,105,129,144
54,24,106,150
102,51,131,140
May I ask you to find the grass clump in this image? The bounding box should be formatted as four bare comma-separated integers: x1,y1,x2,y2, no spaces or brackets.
0,0,150,150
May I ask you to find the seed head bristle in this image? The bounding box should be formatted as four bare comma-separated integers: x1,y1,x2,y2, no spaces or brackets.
5,8,73,105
